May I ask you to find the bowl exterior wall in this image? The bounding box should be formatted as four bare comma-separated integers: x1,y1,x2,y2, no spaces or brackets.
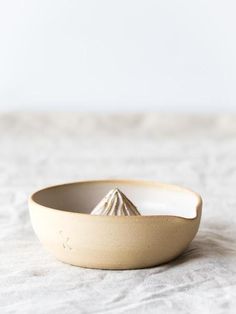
29,202,201,269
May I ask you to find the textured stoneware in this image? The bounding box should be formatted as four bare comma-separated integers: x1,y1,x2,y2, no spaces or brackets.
90,188,141,216
28,179,202,270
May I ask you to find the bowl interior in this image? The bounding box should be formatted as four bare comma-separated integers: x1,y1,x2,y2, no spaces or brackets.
32,180,200,218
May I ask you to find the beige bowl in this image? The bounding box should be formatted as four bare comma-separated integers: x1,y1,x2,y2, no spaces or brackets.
29,179,202,270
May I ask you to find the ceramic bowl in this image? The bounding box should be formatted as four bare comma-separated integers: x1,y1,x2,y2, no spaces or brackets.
29,179,202,269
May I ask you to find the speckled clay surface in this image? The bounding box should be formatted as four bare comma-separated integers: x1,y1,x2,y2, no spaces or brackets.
29,179,202,269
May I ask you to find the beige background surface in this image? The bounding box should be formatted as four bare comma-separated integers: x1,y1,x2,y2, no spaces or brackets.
0,113,236,313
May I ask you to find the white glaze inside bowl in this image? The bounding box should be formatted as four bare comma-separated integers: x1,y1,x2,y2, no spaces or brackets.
32,180,201,219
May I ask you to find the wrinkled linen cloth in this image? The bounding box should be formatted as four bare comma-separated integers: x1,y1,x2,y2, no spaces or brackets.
0,113,236,314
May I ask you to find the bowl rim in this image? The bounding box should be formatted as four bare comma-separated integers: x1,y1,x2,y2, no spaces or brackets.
29,179,202,221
